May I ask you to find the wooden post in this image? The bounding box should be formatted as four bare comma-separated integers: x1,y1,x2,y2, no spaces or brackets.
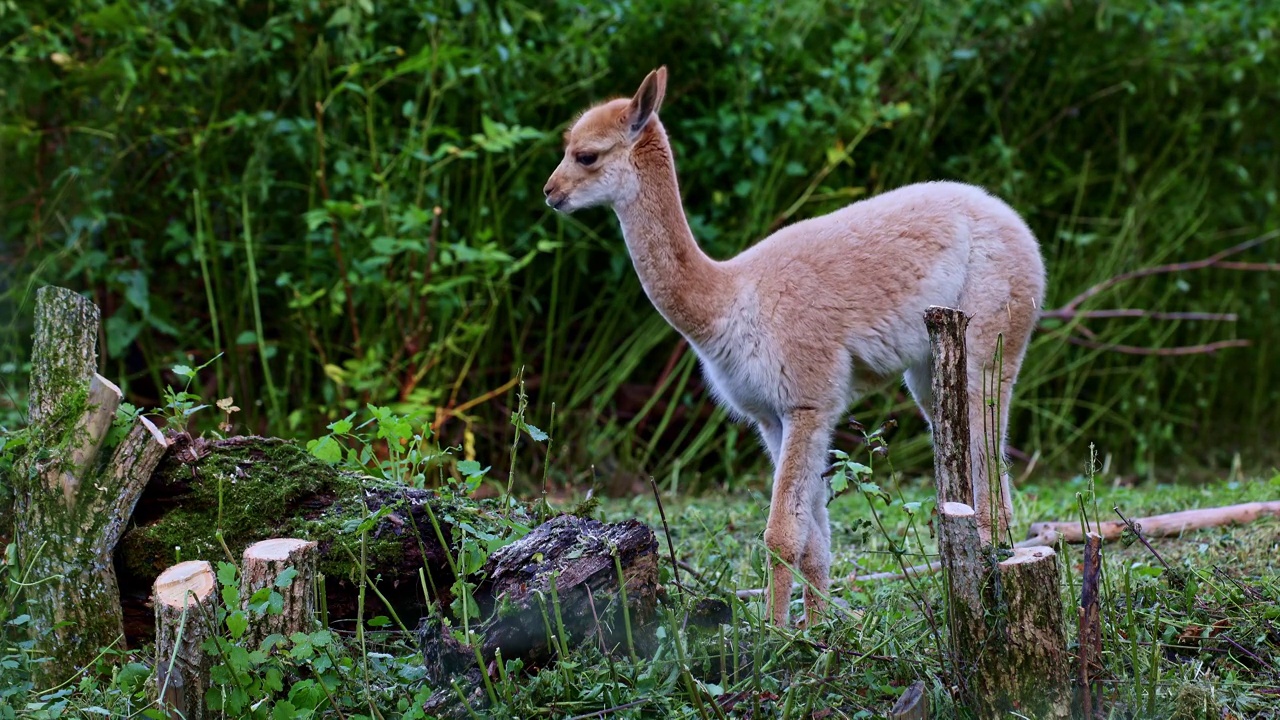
1078,532,1103,717
153,561,217,720
241,538,319,645
13,286,170,685
924,306,1069,719
923,306,972,507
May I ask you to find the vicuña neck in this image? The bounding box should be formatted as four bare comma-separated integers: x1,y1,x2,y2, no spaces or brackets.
613,125,728,343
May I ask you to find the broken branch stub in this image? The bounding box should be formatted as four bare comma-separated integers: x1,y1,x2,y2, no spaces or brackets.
923,306,972,508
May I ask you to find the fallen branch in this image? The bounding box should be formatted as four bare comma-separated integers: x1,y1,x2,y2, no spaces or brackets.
1026,501,1280,544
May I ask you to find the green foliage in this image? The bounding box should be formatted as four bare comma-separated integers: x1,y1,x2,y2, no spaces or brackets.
2,0,1279,490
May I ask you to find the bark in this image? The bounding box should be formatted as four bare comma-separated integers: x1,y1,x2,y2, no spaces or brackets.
1078,532,1103,718
153,561,217,720
923,306,972,508
241,538,319,646
418,514,659,693
1026,501,1280,544
987,546,1070,719
938,502,987,693
14,286,170,687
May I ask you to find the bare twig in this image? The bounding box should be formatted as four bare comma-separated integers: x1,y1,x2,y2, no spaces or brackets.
1052,232,1278,316
648,476,685,595
1039,231,1280,356
1064,336,1250,356
1113,506,1172,573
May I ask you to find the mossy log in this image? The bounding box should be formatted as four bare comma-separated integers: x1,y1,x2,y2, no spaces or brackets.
13,286,170,686
117,433,521,644
418,513,659,704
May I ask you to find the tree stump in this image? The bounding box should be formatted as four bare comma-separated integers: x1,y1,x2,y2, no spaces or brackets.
990,546,1069,717
12,286,170,685
925,306,1069,719
418,514,659,691
153,561,217,720
241,538,319,646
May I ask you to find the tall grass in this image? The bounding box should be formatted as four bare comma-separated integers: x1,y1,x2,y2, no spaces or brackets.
1,0,1277,488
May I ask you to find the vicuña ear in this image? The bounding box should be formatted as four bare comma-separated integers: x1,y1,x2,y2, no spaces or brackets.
625,66,667,142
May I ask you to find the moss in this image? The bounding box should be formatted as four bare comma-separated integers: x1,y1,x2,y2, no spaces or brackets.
120,437,399,581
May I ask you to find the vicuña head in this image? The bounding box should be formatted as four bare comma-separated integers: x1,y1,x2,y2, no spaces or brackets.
544,67,1047,629
544,66,668,213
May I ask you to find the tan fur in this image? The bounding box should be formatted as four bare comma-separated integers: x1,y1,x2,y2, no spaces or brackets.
544,67,1046,626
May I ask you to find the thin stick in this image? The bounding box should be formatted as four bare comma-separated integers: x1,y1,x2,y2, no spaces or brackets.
1064,336,1250,356
648,475,685,595
1052,231,1279,315
1113,505,1172,573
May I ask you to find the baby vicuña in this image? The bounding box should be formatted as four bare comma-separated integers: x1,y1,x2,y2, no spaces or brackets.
543,67,1046,626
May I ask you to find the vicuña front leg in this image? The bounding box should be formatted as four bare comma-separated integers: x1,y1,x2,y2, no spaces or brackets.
763,409,834,626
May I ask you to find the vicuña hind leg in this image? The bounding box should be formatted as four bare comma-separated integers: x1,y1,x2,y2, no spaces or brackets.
966,315,1033,543
763,409,834,626
799,490,832,625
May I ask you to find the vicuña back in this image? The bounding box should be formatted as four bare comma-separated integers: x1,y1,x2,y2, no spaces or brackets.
544,67,1046,626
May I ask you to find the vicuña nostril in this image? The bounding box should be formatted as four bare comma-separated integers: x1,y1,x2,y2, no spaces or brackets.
543,183,554,197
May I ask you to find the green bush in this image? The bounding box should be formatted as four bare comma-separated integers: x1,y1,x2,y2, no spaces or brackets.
2,0,1277,484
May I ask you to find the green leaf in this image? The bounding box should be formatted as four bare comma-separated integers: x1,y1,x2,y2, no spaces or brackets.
456,459,488,477
367,615,391,627
117,269,150,315
275,567,299,588
307,435,342,464
172,364,195,380
226,610,248,639
216,561,239,586
523,422,548,442
830,469,848,495
105,315,142,358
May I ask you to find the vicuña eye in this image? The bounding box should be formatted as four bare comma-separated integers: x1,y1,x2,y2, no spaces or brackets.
575,152,598,166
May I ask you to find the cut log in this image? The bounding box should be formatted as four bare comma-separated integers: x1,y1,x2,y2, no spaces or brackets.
1078,532,1103,718
153,560,217,720
988,546,1070,719
13,286,170,686
1026,501,1280,544
418,514,659,691
241,538,319,646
